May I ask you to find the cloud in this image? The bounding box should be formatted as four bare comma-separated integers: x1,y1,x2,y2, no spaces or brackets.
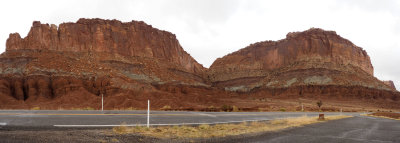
158,0,241,23
336,0,400,13
336,0,400,36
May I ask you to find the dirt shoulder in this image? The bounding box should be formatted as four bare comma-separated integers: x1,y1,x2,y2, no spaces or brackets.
369,112,400,119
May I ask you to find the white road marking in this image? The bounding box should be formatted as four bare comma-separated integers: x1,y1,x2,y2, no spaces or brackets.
196,113,217,117
363,116,378,120
54,115,329,127
0,122,7,126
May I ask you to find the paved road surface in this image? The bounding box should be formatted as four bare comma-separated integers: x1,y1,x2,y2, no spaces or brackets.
0,110,358,127
215,116,400,143
0,110,398,143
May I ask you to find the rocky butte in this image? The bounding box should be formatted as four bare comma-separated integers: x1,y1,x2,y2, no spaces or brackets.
6,18,205,74
209,28,383,91
1,18,208,109
0,18,399,111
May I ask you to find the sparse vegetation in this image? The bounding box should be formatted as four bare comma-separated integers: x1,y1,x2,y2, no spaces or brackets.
221,105,232,112
207,106,217,112
280,108,286,112
84,107,95,110
125,107,136,110
220,105,240,112
316,100,323,111
160,105,172,111
258,107,268,112
71,107,95,110
111,138,119,142
31,107,40,110
198,124,210,130
368,112,400,119
232,106,240,112
113,123,128,134
112,115,352,138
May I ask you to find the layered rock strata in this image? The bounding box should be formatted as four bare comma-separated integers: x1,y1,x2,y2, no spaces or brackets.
6,18,205,74
209,28,390,92
383,80,396,90
1,18,207,103
0,20,399,111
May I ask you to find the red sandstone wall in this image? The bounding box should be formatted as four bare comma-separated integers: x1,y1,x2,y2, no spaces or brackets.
209,28,373,82
6,18,205,74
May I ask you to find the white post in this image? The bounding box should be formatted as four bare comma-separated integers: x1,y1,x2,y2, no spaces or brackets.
102,94,104,111
301,104,304,112
147,100,150,128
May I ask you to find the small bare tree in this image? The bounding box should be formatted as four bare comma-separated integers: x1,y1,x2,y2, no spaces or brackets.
316,100,323,111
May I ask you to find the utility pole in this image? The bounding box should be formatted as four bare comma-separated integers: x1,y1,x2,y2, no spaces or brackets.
147,100,150,128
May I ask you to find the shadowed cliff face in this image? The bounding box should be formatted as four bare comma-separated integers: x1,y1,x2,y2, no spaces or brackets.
1,18,208,103
6,18,205,74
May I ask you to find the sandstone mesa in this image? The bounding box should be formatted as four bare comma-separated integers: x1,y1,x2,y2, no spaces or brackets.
0,18,398,111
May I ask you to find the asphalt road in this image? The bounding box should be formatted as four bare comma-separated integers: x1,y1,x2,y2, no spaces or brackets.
215,116,400,143
0,110,398,143
0,110,358,127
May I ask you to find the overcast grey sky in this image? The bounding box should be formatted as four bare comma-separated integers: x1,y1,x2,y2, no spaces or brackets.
0,0,399,89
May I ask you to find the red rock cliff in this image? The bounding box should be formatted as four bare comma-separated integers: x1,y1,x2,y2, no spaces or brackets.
6,18,205,74
209,28,374,82
383,80,396,90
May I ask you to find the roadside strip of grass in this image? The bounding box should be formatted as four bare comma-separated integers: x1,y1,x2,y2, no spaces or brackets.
113,115,352,138
362,112,400,121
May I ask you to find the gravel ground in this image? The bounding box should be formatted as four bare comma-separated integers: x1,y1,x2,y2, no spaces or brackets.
0,126,197,143
0,127,156,143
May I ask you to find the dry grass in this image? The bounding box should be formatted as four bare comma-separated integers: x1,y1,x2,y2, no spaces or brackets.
125,107,137,110
232,106,240,112
111,138,119,142
71,107,95,110
113,115,352,138
370,112,400,119
160,105,172,111
30,107,40,110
